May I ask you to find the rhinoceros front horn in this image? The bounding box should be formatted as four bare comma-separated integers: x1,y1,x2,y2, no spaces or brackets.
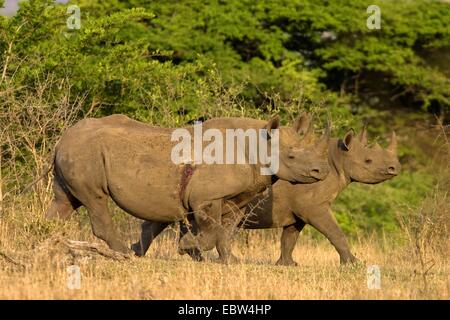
387,131,397,153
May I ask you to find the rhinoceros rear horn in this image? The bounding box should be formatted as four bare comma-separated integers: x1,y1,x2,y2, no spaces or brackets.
358,125,368,145
264,115,280,138
387,131,397,153
293,112,312,137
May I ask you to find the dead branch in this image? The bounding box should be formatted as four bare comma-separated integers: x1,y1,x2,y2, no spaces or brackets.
0,249,26,269
62,239,131,261
0,236,131,271
33,235,131,261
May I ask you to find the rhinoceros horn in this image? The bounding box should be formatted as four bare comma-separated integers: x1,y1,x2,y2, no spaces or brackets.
387,131,397,154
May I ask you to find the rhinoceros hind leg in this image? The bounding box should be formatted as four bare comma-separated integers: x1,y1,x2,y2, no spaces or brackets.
131,221,169,257
45,178,81,220
275,220,305,266
85,198,131,254
340,253,360,265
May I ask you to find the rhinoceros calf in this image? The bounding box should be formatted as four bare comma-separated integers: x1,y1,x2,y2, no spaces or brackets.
135,126,401,265
239,127,401,265
46,113,330,261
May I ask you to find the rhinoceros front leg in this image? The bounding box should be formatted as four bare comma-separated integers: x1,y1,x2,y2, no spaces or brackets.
131,221,169,257
306,206,358,265
276,220,306,266
179,217,203,261
215,209,244,263
178,200,222,254
179,200,237,263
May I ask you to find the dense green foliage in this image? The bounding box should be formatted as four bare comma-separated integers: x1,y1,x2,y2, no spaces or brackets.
1,0,448,237
1,0,449,120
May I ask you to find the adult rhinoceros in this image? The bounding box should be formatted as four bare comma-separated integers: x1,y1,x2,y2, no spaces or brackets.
46,114,330,261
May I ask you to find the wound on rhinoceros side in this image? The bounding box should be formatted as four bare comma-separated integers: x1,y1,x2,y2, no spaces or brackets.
179,163,194,202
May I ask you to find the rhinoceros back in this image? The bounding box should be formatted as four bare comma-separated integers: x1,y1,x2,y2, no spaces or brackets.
54,115,190,222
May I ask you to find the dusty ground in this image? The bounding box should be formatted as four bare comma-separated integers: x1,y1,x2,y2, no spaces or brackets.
0,217,448,300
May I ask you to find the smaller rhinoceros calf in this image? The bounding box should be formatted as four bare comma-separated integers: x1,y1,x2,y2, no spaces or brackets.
134,126,401,265
238,126,401,265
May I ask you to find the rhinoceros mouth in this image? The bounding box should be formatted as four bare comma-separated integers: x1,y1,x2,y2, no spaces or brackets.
380,170,398,178
292,175,321,184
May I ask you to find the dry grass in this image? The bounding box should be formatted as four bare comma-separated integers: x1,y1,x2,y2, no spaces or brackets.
0,202,448,300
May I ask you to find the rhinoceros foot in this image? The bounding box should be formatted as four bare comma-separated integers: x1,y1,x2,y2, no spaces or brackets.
275,257,298,267
178,232,215,254
108,239,133,255
217,253,240,265
339,254,364,268
180,248,204,262
131,242,146,257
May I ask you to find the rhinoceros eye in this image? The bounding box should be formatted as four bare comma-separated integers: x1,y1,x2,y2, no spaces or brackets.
365,158,373,164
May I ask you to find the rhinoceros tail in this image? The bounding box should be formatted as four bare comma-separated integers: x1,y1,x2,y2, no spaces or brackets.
20,153,55,195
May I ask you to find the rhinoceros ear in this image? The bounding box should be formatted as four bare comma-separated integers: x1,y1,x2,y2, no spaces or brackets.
293,112,312,136
341,130,355,151
264,115,280,138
